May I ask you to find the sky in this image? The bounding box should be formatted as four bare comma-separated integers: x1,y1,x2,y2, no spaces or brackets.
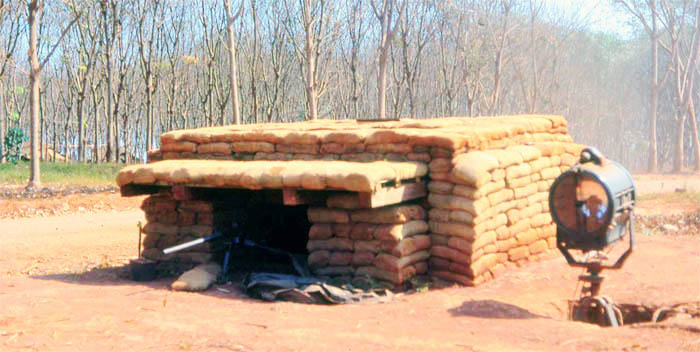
545,0,635,38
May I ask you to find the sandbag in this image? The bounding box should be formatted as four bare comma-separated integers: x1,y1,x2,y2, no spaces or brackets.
350,205,426,224
171,263,221,292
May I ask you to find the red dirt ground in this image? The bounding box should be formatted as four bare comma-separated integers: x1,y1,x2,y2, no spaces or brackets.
0,175,698,351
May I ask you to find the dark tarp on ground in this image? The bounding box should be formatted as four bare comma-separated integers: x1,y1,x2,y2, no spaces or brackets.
245,273,394,304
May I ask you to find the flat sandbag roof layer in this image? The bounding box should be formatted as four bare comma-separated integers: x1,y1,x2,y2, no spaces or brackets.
159,115,568,151
116,160,428,193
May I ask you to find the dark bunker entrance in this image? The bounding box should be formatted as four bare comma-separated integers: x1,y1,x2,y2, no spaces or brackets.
198,188,311,278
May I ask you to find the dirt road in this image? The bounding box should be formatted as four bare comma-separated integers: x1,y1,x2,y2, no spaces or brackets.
1,207,699,351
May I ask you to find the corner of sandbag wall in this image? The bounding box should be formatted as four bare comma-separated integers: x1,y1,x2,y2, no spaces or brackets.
425,141,585,286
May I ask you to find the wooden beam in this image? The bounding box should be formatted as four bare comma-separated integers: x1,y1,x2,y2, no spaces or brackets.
358,182,427,208
120,184,162,197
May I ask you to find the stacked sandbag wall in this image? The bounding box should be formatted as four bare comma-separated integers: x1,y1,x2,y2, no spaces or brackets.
426,141,585,286
139,193,217,265
306,203,430,288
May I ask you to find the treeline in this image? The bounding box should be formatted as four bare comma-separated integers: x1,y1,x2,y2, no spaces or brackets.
1,0,700,173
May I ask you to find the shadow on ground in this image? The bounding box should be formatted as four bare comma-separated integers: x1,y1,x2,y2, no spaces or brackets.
449,299,545,319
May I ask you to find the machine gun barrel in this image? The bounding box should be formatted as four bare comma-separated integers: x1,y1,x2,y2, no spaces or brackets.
162,232,223,255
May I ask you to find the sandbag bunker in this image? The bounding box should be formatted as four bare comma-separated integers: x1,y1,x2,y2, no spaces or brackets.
117,115,585,289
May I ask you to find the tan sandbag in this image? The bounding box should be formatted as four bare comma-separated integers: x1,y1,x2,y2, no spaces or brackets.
453,180,505,200
550,155,562,166
307,238,354,251
472,231,496,252
447,236,474,254
473,214,507,234
431,270,475,286
495,225,511,240
513,183,538,200
496,237,518,252
313,266,355,276
429,208,450,222
527,191,548,206
516,228,539,246
530,172,542,182
505,163,532,181
407,152,431,162
352,251,376,266
450,253,498,278
430,245,469,264
388,235,431,257
142,222,178,236
520,203,543,220
508,246,530,261
529,239,548,255
350,223,378,240
178,225,213,238
482,180,510,199
373,220,429,242
528,157,551,173
431,234,450,246
487,188,514,207
530,213,552,228
132,167,156,185
320,143,366,154
354,265,416,285
484,149,523,169
161,141,197,153
428,181,455,194
373,250,429,273
540,166,560,180
230,141,273,153
449,210,475,225
428,158,452,173
141,233,161,249
560,153,577,167
429,256,451,271
170,263,221,292
329,251,353,266
115,165,138,186
354,240,382,253
308,250,330,268
506,175,531,189
506,145,542,162
326,194,362,209
429,221,476,240
366,143,412,154
509,218,531,237
309,224,333,240
490,168,506,181
307,208,350,223
350,205,426,224
428,194,489,216
536,180,551,193
332,223,353,238
366,129,409,145
178,200,213,213
276,143,319,155
197,142,231,154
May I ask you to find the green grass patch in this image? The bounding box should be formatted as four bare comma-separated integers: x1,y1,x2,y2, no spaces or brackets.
0,161,124,186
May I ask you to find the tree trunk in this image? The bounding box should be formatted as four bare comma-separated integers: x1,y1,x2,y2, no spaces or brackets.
0,80,4,163
225,0,242,125
27,0,41,189
649,16,659,172
674,113,686,172
689,98,700,172
303,0,318,121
